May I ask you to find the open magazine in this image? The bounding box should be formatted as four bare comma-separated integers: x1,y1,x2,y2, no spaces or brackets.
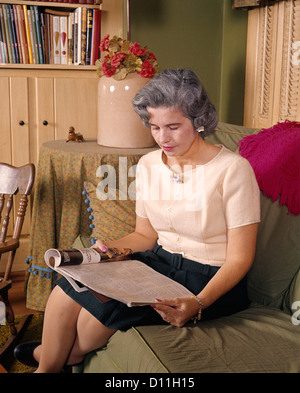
44,247,193,307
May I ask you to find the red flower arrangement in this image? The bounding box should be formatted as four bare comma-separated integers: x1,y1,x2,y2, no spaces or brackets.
96,35,159,81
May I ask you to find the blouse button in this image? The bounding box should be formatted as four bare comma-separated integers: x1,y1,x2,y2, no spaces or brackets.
167,207,171,212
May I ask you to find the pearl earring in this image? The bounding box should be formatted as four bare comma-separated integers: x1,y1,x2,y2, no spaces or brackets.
197,126,204,133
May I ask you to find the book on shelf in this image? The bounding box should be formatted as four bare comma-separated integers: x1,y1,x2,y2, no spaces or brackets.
0,4,101,65
20,1,102,4
16,5,29,64
5,4,17,63
23,5,33,63
52,15,60,64
90,8,100,65
44,247,193,307
80,7,86,64
29,6,39,64
0,6,8,63
74,7,81,65
60,15,67,64
67,10,73,64
12,5,22,63
3,5,12,63
33,6,44,64
85,7,92,64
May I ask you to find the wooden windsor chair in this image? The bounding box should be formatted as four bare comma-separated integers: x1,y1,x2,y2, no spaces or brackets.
0,163,35,362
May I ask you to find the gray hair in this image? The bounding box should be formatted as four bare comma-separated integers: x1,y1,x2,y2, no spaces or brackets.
132,69,217,138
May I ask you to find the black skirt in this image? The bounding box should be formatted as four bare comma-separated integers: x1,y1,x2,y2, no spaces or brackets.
56,242,250,331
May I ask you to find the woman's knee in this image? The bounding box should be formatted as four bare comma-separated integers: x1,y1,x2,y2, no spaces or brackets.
77,308,116,347
45,285,82,318
67,308,116,363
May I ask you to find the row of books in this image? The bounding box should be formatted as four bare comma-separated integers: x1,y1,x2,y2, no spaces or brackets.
0,4,101,65
19,0,101,4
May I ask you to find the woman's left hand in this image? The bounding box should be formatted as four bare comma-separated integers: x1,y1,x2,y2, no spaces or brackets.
151,297,200,327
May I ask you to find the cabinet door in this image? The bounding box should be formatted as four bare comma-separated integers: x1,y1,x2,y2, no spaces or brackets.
10,77,30,167
6,77,31,235
54,77,98,140
35,77,55,160
0,77,11,164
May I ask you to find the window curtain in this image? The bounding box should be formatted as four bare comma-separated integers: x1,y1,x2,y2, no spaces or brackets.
232,0,285,8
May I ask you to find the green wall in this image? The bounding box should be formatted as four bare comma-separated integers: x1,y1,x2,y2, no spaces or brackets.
129,0,248,125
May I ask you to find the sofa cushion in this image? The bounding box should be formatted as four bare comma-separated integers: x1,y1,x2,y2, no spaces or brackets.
207,123,300,313
76,306,300,373
248,195,300,311
206,121,260,152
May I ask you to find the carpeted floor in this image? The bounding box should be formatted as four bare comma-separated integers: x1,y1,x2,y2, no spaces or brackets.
0,313,44,373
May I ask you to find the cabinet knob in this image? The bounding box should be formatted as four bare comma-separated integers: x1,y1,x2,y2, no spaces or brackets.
19,120,25,126
43,120,48,126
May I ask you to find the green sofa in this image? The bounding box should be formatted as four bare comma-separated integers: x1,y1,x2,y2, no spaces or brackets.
73,122,300,373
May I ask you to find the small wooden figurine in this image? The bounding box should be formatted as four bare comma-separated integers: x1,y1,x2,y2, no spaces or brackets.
66,126,84,143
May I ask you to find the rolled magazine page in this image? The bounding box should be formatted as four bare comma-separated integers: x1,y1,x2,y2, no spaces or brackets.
45,248,102,268
44,247,132,268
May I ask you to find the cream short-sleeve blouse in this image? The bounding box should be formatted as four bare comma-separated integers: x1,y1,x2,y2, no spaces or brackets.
135,146,260,267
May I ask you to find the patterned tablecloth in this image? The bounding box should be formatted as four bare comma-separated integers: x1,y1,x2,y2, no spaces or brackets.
25,139,157,311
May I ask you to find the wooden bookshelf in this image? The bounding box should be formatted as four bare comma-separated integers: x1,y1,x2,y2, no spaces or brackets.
0,0,125,264
0,0,125,67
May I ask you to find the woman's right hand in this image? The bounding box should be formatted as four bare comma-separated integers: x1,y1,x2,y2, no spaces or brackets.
91,239,108,253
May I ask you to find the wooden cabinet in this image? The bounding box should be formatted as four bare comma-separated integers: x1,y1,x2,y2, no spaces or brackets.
0,75,30,166
0,0,125,271
0,76,12,164
0,68,100,166
0,0,125,167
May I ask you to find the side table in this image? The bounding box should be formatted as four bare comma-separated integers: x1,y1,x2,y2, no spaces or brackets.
25,139,157,311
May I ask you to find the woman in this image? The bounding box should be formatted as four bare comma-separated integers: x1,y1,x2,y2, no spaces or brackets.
15,69,260,373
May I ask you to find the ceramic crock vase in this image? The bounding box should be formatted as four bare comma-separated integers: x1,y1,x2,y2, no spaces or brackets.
97,73,156,148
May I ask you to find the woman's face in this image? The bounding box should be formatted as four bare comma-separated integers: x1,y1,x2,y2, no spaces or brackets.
147,106,197,158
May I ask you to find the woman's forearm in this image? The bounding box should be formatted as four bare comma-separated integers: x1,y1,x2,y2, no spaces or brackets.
94,215,158,253
197,223,258,309
197,259,252,310
104,231,157,253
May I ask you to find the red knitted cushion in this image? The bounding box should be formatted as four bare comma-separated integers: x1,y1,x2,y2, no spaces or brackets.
239,121,300,216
